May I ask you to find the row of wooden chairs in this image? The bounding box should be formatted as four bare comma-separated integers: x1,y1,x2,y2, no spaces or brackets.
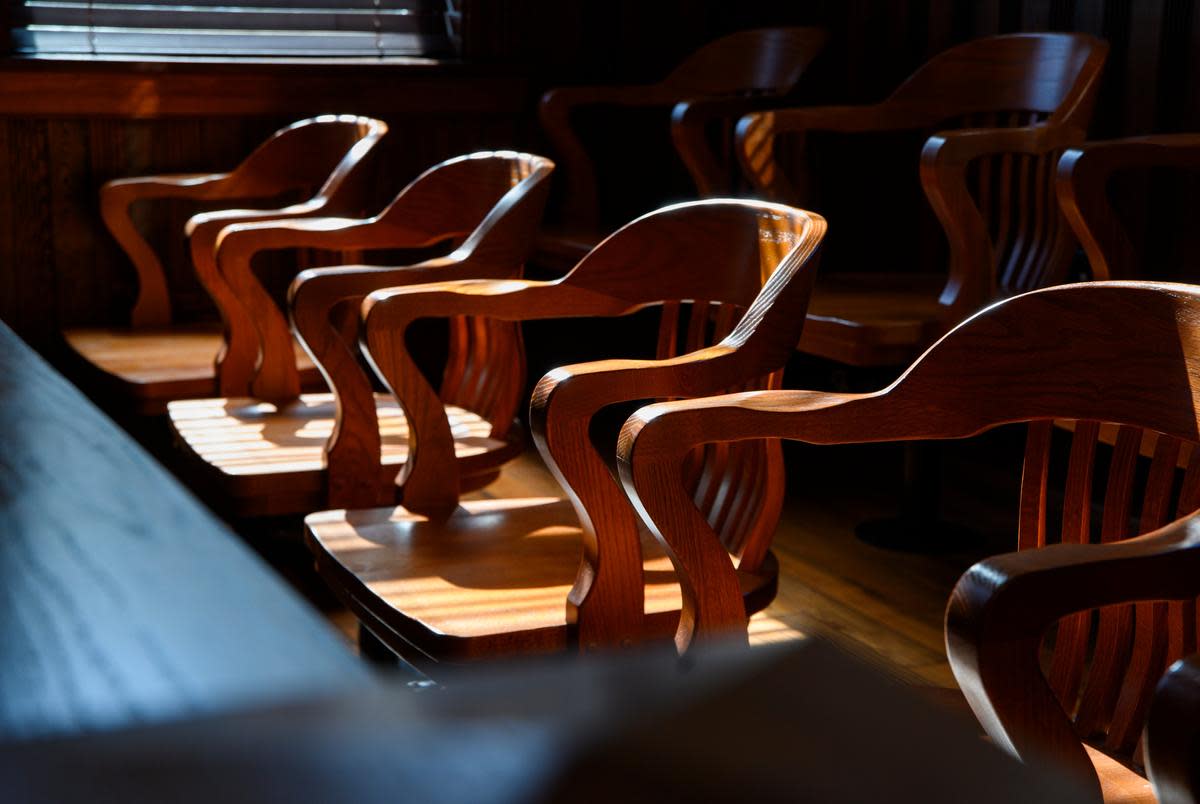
541,30,1110,373
59,30,1200,804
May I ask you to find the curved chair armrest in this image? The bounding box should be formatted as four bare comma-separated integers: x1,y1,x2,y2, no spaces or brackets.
100,173,235,327
671,94,787,196
289,257,520,509
1057,134,1200,280
920,122,1085,318
735,103,948,200
616,388,868,652
214,215,452,400
184,200,332,394
945,516,1200,800
360,278,625,513
531,343,793,649
1147,652,1200,804
923,123,1084,168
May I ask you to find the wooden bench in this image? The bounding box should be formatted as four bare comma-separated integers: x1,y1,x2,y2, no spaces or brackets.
0,319,374,740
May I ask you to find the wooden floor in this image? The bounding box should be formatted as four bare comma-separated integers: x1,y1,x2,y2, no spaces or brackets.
322,436,1010,688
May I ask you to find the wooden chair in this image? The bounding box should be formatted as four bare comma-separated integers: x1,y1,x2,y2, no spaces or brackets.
737,33,1107,367
536,27,827,272
1058,134,1200,279
618,280,1200,802
166,152,554,518
304,199,826,665
63,115,388,414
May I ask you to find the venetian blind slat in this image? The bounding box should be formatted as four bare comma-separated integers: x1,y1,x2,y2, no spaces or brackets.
11,0,456,57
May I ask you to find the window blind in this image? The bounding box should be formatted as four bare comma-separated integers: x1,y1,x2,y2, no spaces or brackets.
10,0,460,58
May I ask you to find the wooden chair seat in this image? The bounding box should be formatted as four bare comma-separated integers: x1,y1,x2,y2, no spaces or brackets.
306,496,777,662
799,273,948,366
168,392,521,517
1085,747,1156,804
64,323,323,414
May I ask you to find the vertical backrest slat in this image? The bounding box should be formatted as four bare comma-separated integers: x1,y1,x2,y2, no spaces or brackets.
1048,421,1099,710
684,301,710,354
1074,424,1141,737
1168,446,1200,677
714,446,757,552
1018,420,1053,550
1104,435,1182,756
656,301,682,361
1013,151,1051,292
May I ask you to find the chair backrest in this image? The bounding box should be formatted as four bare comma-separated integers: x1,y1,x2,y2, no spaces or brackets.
662,27,829,97
622,280,1200,787
886,281,1200,787
541,27,825,231
556,201,827,569
290,151,554,509
736,281,1200,779
218,115,387,200
103,114,386,327
243,151,553,405
911,35,1107,302
889,34,1104,124
740,33,1106,322
1057,134,1200,280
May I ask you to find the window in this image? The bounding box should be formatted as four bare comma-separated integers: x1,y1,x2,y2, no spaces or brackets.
8,0,462,59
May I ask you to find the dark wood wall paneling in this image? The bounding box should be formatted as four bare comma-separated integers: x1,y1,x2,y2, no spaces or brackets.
0,62,528,347
1,0,1198,350
564,0,1200,137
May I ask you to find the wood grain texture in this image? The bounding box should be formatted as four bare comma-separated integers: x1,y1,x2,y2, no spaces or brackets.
618,281,1200,801
169,151,553,516
219,151,550,405
65,115,387,411
0,60,527,119
169,393,520,518
737,33,1107,367
62,323,320,415
309,199,825,661
102,115,385,327
0,319,369,741
1057,134,1200,280
306,498,775,662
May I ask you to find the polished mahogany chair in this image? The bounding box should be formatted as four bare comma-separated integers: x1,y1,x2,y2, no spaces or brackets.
737,33,1107,367
619,281,1200,802
536,27,827,273
1058,134,1200,279
304,199,826,665
166,152,553,518
64,115,387,413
